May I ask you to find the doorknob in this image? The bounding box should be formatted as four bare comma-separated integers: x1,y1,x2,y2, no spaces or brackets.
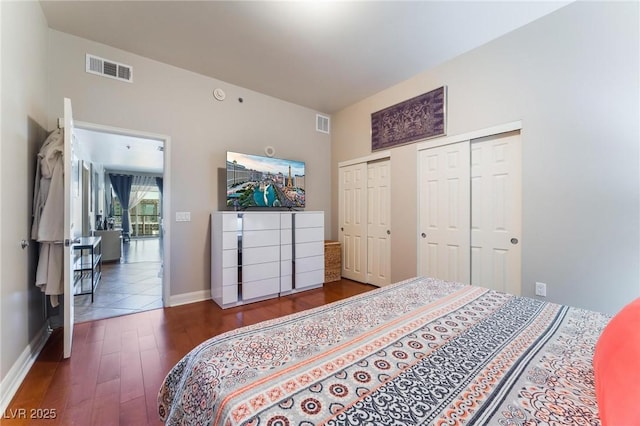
421,233,426,238
386,230,390,235
64,237,81,247
340,227,344,231
20,240,29,249
510,238,519,245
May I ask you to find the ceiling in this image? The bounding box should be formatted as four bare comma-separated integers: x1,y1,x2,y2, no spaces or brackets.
45,1,570,175
75,128,164,174
40,0,571,114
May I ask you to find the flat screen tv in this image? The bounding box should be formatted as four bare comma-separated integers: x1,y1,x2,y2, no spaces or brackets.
226,151,306,209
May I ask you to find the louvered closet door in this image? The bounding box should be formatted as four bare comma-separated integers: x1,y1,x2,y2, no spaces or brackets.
418,142,471,284
339,163,367,282
471,132,522,294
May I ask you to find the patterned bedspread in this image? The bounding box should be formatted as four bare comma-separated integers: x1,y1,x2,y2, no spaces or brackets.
158,277,610,425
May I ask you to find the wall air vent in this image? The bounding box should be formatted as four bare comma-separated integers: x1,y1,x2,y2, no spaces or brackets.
316,114,330,134
86,54,133,83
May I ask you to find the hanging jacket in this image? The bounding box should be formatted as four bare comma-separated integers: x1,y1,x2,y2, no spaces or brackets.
32,128,64,242
32,128,65,306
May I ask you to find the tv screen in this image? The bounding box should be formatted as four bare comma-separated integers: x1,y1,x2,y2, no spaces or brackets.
226,151,306,209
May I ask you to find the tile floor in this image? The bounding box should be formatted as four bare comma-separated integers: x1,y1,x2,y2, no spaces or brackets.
74,238,163,323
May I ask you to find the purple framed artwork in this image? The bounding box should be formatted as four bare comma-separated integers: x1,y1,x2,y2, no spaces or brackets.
371,86,447,151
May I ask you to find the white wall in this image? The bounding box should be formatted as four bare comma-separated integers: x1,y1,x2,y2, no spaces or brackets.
332,1,639,315
0,0,50,399
47,30,332,299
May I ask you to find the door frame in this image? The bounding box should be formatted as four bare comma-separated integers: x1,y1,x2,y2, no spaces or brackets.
415,120,522,278
338,150,391,168
75,120,172,307
415,121,522,152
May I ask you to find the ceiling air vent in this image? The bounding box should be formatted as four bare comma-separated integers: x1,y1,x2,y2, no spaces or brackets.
86,54,133,83
316,114,330,134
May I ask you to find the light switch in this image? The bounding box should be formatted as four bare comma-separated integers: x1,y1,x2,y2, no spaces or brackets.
176,212,191,222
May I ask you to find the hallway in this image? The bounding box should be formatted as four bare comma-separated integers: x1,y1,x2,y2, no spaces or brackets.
74,238,163,323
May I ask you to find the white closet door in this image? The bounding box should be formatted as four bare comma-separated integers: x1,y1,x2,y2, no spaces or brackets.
418,142,471,284
339,163,367,282
471,132,522,294
367,160,391,286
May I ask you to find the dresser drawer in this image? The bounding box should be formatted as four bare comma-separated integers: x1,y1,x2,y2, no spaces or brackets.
243,262,280,282
222,213,240,232
243,213,280,230
295,269,325,289
280,212,292,229
222,231,238,250
295,241,324,258
222,249,237,268
295,226,323,243
243,277,280,300
281,244,292,261
243,246,280,265
280,259,292,275
280,228,292,245
222,266,237,286
242,230,280,248
280,274,292,293
222,285,238,304
295,255,324,273
294,212,323,228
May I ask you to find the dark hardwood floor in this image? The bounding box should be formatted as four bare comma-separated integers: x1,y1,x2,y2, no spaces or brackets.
4,279,376,425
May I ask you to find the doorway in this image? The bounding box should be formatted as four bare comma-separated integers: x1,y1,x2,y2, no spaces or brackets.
72,122,171,322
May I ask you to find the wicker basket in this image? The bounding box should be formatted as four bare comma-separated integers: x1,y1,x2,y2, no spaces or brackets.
324,240,341,282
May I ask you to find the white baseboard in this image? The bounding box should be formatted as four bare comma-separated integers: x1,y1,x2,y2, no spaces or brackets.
0,324,51,414
169,289,211,307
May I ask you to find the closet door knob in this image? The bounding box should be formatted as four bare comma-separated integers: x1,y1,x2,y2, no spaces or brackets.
341,227,344,231
510,238,519,245
386,230,391,235
421,233,427,238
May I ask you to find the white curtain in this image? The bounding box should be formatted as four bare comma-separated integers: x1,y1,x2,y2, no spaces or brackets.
127,175,156,234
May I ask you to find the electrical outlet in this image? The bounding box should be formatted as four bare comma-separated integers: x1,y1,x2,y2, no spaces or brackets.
535,282,547,297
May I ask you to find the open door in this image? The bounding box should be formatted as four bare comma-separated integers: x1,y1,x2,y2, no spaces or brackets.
63,98,78,358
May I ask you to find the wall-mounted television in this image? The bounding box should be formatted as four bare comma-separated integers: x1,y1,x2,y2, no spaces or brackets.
226,151,306,209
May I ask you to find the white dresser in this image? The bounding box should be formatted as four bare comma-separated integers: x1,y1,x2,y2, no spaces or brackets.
211,211,324,308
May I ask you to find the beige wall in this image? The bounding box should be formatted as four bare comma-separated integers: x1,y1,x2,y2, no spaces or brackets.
0,0,50,391
332,1,639,316
47,30,332,300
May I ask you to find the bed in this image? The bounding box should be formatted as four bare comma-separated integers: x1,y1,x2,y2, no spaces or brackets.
157,277,620,425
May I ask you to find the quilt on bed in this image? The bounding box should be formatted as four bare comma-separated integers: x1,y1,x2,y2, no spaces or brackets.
158,277,610,425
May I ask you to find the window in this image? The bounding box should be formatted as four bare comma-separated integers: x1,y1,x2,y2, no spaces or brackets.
112,187,161,237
